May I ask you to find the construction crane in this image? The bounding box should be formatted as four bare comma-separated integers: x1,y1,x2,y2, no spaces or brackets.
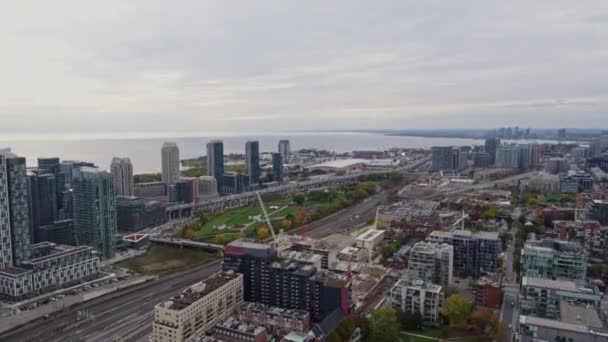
255,192,278,245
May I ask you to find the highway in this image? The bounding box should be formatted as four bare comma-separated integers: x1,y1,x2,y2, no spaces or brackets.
303,191,387,238
0,260,222,342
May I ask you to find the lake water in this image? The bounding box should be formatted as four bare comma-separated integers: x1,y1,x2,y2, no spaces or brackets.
0,132,553,174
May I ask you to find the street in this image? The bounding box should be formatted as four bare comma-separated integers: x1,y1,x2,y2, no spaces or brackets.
500,208,521,342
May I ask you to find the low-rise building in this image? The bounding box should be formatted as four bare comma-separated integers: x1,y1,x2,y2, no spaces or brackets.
0,243,99,300
584,199,608,225
377,201,439,229
408,241,453,287
354,229,385,253
237,302,311,338
553,220,608,259
212,317,267,342
520,277,602,319
521,238,587,281
116,196,167,231
152,271,243,342
519,304,608,342
389,279,443,325
472,276,501,309
134,181,167,200
526,174,560,194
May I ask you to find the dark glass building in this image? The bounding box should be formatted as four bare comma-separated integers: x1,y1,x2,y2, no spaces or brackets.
115,196,167,231
207,140,225,193
245,141,260,186
28,172,58,242
484,138,501,165
272,153,284,184
5,156,32,265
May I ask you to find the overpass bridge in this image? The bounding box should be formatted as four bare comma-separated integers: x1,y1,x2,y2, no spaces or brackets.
149,235,224,252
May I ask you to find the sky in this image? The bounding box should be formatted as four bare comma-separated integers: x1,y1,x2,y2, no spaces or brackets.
1,0,608,137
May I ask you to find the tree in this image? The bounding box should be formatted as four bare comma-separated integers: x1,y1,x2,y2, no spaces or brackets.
256,226,269,239
215,233,228,244
470,307,495,334
367,307,400,342
194,210,209,225
293,194,305,206
441,294,473,328
181,226,197,240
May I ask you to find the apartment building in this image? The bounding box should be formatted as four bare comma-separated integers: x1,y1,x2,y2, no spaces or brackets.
521,238,587,281
520,277,602,319
389,279,443,325
152,271,244,342
427,230,500,278
408,241,453,287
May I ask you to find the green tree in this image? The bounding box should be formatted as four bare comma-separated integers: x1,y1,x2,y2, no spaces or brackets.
441,294,473,328
367,307,400,342
293,194,306,206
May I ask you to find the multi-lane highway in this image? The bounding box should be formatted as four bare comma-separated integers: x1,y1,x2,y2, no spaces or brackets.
0,261,222,342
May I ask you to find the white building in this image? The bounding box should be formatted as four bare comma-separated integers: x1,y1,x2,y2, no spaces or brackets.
161,142,180,186
390,279,444,325
408,241,453,288
153,271,243,342
526,173,560,194
355,229,385,254
110,157,134,196
0,243,100,300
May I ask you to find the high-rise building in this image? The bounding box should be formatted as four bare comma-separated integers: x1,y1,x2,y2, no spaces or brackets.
278,140,291,164
0,150,14,269
558,128,567,140
431,146,459,172
407,241,453,288
72,167,117,259
496,145,520,169
271,153,284,183
110,157,134,196
27,172,58,242
473,152,491,168
115,196,167,232
245,141,260,186
484,138,500,165
2,152,32,265
207,140,225,193
161,142,180,186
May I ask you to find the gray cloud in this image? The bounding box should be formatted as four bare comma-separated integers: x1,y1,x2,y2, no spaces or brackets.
0,0,607,136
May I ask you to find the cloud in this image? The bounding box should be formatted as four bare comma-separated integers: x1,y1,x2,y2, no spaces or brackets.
0,0,607,134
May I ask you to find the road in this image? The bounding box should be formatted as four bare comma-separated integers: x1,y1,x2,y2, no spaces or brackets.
0,260,222,342
303,191,387,239
500,208,521,342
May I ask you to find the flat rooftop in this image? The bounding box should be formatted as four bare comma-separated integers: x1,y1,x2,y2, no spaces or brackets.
560,301,604,328
356,229,384,242
24,245,95,265
522,277,580,292
308,159,366,169
0,267,32,276
519,315,608,336
160,271,241,311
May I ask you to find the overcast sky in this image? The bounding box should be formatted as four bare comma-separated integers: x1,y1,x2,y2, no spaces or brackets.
1,1,608,136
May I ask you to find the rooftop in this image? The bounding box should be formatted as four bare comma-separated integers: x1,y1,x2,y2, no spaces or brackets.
356,229,385,242
24,245,95,265
215,317,265,336
519,315,608,336
0,267,32,276
159,271,241,311
411,241,453,254
522,277,580,292
308,158,367,170
559,301,604,328
396,278,442,293
239,302,309,319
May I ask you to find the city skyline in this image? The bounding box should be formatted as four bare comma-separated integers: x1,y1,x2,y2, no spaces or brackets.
1,1,608,136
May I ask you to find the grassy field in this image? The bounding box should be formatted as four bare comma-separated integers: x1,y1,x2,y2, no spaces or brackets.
116,245,219,276
401,328,493,342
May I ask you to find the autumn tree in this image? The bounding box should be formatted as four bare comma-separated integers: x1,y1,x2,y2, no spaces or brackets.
441,294,473,328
